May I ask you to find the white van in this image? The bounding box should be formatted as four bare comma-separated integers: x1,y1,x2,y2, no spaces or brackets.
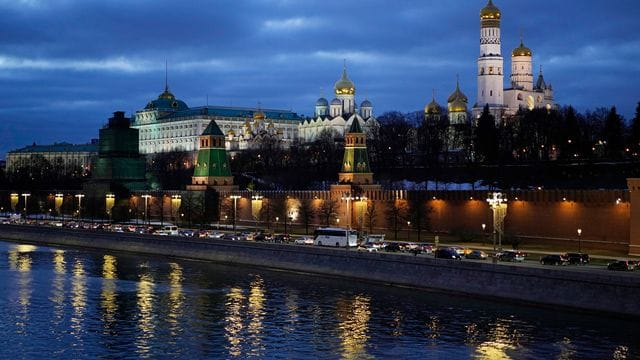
157,225,179,236
313,227,358,247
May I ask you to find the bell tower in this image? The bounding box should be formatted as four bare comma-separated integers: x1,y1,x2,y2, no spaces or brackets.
474,0,504,119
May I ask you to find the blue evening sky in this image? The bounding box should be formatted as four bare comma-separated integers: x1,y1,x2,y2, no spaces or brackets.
0,0,639,157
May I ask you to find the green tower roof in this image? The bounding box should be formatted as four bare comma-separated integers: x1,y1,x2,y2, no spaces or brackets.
348,119,363,133
202,120,224,136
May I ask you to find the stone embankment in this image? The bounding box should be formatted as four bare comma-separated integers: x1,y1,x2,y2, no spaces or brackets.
1,224,639,317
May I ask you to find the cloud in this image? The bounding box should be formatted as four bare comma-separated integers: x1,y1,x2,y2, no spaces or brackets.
263,17,320,31
0,55,156,73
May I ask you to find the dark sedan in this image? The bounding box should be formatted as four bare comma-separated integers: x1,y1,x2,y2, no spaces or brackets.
540,254,569,266
607,260,635,271
434,248,462,260
566,253,590,265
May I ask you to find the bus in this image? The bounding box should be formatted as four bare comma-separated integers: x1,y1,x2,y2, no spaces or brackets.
313,227,358,247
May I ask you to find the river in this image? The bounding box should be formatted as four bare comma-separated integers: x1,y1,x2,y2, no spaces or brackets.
0,240,636,359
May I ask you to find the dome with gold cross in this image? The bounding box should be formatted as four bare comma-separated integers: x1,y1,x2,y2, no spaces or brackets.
334,67,356,95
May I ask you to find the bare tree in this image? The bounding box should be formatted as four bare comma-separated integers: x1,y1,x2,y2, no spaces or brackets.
385,200,407,241
298,198,316,234
364,201,378,234
319,198,338,226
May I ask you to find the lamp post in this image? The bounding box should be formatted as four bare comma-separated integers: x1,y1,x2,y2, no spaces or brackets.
141,194,152,225
336,218,340,226
251,195,263,230
74,194,84,220
171,195,181,223
341,194,358,229
577,228,582,253
482,223,486,245
21,193,31,218
486,192,508,252
407,221,411,241
230,195,241,232
275,216,279,233
105,193,115,223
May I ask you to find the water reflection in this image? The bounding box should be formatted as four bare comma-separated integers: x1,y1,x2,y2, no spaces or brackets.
8,244,34,335
136,263,155,357
50,250,66,326
70,258,87,342
336,294,372,360
474,317,520,359
167,262,184,337
247,276,266,357
101,255,118,332
224,287,245,357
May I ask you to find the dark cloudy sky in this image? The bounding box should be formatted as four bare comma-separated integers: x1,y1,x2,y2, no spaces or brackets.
1,0,639,157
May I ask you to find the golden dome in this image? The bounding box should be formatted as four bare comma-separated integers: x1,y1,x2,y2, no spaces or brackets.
448,98,467,113
512,40,532,57
334,66,355,95
425,97,440,115
447,80,468,103
227,129,235,136
158,86,175,100
253,110,265,120
480,0,501,20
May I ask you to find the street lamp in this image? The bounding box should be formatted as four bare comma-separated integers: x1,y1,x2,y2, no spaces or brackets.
230,194,241,232
486,192,508,252
105,193,115,223
171,195,181,223
577,228,582,253
141,194,152,225
251,195,263,230
407,220,411,241
341,194,359,229
75,194,85,220
21,193,31,217
482,223,486,245
336,218,340,226
275,216,279,232
55,193,63,220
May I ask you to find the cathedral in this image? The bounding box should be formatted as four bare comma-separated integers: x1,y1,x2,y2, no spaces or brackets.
298,65,379,142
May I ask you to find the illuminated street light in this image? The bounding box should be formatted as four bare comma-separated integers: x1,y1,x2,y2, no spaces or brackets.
75,194,85,220
105,193,115,223
486,192,508,252
230,194,241,232
341,194,361,229
21,193,31,217
577,228,582,253
407,220,411,241
141,194,152,225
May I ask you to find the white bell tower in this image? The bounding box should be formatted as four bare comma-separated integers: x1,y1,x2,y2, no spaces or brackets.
474,0,504,119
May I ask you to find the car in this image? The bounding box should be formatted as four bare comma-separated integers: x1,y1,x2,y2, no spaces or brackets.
607,260,635,271
496,251,526,262
221,233,239,241
566,253,590,265
294,236,314,245
273,234,291,243
385,243,401,252
449,246,466,256
434,248,462,260
465,250,488,260
357,244,379,252
179,229,195,237
254,232,272,242
540,254,569,266
418,244,433,254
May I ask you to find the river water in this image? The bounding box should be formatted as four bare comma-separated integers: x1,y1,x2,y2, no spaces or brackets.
0,240,636,359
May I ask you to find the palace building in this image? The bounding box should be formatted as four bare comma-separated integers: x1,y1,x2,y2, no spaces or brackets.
131,85,302,156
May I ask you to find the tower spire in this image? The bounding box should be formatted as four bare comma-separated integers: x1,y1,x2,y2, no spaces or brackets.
164,59,168,91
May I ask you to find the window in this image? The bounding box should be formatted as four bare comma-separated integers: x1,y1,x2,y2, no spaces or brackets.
489,66,494,74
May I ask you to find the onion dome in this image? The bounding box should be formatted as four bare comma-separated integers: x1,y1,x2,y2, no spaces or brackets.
425,98,440,115
267,121,275,129
158,86,175,100
480,0,501,20
447,80,468,103
360,99,372,108
253,109,265,120
331,98,342,106
316,97,329,107
227,129,235,137
334,66,355,95
448,98,467,113
512,40,532,57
